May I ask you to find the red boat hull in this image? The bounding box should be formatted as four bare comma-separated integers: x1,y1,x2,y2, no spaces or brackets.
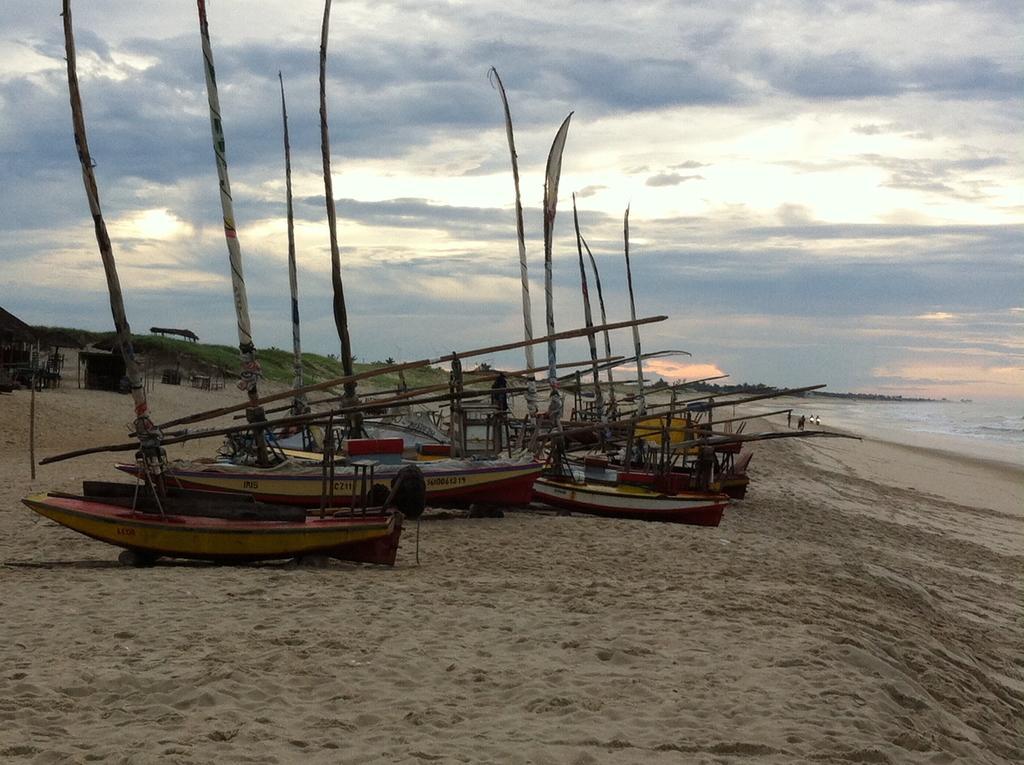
533,477,727,526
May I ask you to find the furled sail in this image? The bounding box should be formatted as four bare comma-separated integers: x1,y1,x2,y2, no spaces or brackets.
571,195,605,422
623,206,645,415
196,0,263,404
542,114,573,425
581,235,617,412
489,67,538,420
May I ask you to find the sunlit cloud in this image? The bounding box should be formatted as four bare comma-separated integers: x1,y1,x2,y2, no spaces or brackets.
645,360,727,382
109,208,193,241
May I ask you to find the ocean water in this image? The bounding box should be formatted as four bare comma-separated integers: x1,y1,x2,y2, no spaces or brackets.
790,398,1024,466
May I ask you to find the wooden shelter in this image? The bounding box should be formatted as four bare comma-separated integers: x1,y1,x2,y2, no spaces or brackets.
80,350,127,392
0,306,37,384
150,327,199,343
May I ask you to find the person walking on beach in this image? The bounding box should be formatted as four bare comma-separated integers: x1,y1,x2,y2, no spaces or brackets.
787,410,792,428
798,415,805,430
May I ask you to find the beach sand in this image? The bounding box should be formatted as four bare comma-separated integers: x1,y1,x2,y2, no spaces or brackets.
1,379,1021,764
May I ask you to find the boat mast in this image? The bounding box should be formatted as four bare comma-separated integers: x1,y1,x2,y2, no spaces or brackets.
581,235,617,414
571,195,605,424
320,0,361,436
62,0,161,453
623,206,645,416
542,113,573,428
195,0,269,464
489,67,538,422
279,72,306,416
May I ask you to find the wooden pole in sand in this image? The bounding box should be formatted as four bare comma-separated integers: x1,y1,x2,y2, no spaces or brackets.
29,341,38,480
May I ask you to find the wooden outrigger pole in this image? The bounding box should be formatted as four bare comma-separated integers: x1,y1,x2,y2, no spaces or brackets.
640,383,827,418
623,205,645,416
196,0,269,465
542,113,573,428
279,72,306,416
571,195,605,423
534,385,830,447
150,315,664,430
489,67,538,422
42,380,827,467
62,0,161,459
579,365,717,394
254,354,624,419
41,317,670,466
320,0,361,436
253,357,619,422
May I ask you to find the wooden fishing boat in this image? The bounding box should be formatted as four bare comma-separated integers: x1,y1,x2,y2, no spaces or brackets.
118,452,544,509
22,482,402,565
532,472,728,526
600,447,753,500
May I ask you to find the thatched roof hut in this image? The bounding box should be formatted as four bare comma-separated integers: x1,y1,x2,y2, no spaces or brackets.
0,308,85,387
0,306,37,344
0,307,37,384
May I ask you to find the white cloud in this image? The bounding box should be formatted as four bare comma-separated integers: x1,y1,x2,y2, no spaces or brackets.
1,0,1021,401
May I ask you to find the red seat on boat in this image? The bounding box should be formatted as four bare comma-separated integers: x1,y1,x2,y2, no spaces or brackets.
345,438,404,456
618,471,656,486
417,443,452,457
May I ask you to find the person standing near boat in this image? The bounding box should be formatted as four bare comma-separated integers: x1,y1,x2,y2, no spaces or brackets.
491,371,509,414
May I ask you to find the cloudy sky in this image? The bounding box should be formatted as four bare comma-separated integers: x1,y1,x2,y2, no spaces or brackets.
2,0,1021,401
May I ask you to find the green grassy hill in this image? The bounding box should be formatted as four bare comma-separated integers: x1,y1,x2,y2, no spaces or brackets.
33,326,449,390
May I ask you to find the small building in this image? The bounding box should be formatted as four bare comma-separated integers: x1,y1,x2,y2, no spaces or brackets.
1,307,84,388
80,350,127,392
0,306,38,385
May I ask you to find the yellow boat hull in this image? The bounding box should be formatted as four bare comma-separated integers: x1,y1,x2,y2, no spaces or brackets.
22,493,401,564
